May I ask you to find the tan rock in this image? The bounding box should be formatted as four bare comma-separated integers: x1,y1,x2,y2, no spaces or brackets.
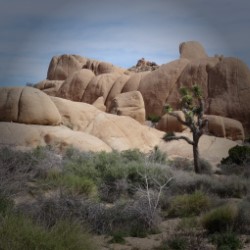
51,96,101,131
206,115,245,141
84,113,162,152
121,71,149,93
82,73,121,104
92,96,106,112
0,122,112,152
179,41,208,59
105,75,130,110
51,96,162,152
56,69,94,101
207,57,250,135
34,80,63,96
109,91,145,124
0,87,61,125
138,59,190,116
158,131,238,166
156,111,186,132
47,55,85,80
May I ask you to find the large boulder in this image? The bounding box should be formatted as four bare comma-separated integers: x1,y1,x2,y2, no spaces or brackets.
138,59,190,116
206,57,250,134
206,115,245,141
0,122,112,152
156,111,186,132
47,54,125,81
34,80,63,96
50,97,162,152
105,75,130,110
82,73,121,104
109,91,145,124
47,55,85,80
0,87,61,125
56,69,95,101
179,41,208,59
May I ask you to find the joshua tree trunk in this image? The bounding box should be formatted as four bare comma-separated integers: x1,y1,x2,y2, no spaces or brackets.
193,142,200,174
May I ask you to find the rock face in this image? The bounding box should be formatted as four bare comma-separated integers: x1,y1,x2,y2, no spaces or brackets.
0,87,61,125
156,111,186,132
34,41,250,136
0,87,162,153
179,41,208,59
206,115,245,141
109,91,145,124
47,54,124,80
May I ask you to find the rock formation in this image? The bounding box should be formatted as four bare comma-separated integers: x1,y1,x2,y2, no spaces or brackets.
109,91,145,124
31,41,250,137
0,87,162,153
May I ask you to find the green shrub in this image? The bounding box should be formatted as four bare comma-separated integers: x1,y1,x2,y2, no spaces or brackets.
0,193,13,216
210,232,243,250
170,171,247,198
221,145,250,165
168,190,210,217
201,205,238,234
109,231,126,244
235,200,250,234
0,213,96,250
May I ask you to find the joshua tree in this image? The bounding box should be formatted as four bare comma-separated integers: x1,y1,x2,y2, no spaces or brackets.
163,85,208,174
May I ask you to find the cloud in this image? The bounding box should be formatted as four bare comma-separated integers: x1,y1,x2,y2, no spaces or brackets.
0,0,249,86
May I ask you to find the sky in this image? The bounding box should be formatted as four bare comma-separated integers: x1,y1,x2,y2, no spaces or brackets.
0,0,250,86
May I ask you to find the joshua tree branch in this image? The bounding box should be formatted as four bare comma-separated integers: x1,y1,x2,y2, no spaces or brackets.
163,134,194,146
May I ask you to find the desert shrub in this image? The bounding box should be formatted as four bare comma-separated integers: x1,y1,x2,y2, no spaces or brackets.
168,190,210,217
169,171,247,198
156,232,207,250
109,231,126,244
201,204,238,234
0,146,62,194
234,200,250,234
147,146,167,164
0,192,13,216
197,158,213,175
221,145,250,165
210,232,243,250
170,157,212,175
0,213,95,250
170,157,193,172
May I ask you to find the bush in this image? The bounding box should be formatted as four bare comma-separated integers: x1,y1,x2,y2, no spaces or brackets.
235,200,250,234
168,190,210,217
210,232,243,250
221,145,250,165
0,213,96,250
201,204,238,234
0,193,13,216
169,171,247,198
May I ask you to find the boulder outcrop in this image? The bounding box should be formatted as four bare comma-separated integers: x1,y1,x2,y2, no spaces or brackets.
0,87,61,125
109,91,145,124
33,41,250,136
206,115,245,141
156,111,186,132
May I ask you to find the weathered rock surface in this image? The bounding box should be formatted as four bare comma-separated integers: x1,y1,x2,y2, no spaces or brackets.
179,41,208,59
206,115,245,141
56,69,95,102
109,91,145,124
0,122,112,152
156,111,186,132
47,54,124,80
34,80,63,96
0,87,61,125
158,131,238,166
138,59,190,115
34,41,250,135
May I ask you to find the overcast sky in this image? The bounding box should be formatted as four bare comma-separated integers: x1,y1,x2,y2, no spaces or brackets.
1,0,250,86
